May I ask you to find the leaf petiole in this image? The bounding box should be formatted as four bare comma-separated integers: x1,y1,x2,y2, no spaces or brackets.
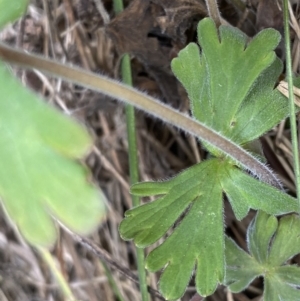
0,42,282,188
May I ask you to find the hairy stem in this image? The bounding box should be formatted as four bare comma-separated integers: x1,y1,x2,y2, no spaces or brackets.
0,42,281,188
205,0,221,27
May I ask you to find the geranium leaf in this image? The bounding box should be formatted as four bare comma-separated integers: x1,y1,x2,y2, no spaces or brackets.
145,171,224,299
121,159,226,298
225,212,300,300
0,61,105,247
172,18,283,138
171,18,292,154
120,159,225,248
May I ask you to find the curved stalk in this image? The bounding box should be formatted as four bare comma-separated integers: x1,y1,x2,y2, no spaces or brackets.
0,42,281,188
205,0,221,27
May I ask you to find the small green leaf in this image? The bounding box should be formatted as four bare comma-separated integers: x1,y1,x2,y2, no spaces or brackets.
225,212,300,301
0,61,105,247
172,18,289,147
145,166,224,299
121,159,224,248
121,159,226,298
0,0,29,29
221,166,298,220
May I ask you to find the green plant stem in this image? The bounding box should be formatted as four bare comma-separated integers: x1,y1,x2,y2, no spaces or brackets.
37,246,76,301
121,54,149,301
113,0,123,14
283,0,300,211
112,0,149,300
0,42,282,189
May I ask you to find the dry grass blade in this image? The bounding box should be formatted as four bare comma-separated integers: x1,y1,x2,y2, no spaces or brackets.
278,81,300,106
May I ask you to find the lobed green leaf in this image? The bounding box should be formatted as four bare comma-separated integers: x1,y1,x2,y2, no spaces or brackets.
0,61,106,247
225,212,300,300
172,18,289,147
120,159,225,249
145,166,224,299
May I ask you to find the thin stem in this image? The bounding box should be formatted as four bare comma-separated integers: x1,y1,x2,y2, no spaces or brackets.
0,42,282,188
121,53,149,301
283,0,300,212
112,1,148,300
122,28,148,301
113,0,124,14
37,246,76,301
205,0,221,27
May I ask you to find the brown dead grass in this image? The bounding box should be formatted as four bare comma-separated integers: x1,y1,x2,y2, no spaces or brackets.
0,0,300,300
